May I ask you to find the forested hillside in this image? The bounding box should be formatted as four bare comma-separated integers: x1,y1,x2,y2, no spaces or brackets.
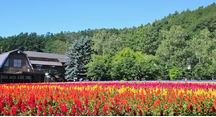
0,3,215,55
0,3,216,80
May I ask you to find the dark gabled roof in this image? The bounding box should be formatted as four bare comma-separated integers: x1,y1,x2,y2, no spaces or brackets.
0,50,16,69
0,49,33,69
23,51,68,63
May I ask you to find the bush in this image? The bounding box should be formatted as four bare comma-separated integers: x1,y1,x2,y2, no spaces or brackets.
87,60,107,81
169,67,181,80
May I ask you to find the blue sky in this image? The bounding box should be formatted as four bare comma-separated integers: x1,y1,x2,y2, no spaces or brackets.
0,0,215,38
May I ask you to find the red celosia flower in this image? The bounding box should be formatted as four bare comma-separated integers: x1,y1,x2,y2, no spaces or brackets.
196,106,200,111
0,100,4,109
155,100,161,106
126,104,129,112
160,110,163,116
114,94,119,107
139,109,142,116
71,105,75,116
16,98,22,109
4,109,8,116
43,111,46,116
190,105,193,112
146,100,149,106
94,96,97,104
21,102,25,114
37,103,42,115
109,106,112,112
85,97,88,108
184,95,189,101
199,96,203,102
211,106,216,112
43,99,47,107
6,95,13,108
162,95,165,100
60,102,67,115
179,104,182,110
49,107,52,115
94,105,97,116
145,107,148,112
204,106,206,110
120,106,122,114
10,106,16,116
103,105,107,116
214,100,216,107
111,101,114,106
59,103,62,109
187,102,191,110
187,102,193,112
97,100,100,107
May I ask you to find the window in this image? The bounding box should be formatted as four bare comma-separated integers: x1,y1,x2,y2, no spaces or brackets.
36,65,42,70
4,58,9,66
26,60,29,68
14,59,21,67
9,75,16,79
37,66,41,70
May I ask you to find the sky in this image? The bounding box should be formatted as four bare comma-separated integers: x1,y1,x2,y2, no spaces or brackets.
0,0,215,38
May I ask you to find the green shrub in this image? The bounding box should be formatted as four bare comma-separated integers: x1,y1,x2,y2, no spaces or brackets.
169,67,181,80
87,60,107,81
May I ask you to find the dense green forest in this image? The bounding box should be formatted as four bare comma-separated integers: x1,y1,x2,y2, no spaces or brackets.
1,3,216,81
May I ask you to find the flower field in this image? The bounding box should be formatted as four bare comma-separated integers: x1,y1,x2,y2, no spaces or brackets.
0,82,216,116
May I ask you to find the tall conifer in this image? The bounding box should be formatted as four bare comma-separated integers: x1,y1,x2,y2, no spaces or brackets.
65,36,91,81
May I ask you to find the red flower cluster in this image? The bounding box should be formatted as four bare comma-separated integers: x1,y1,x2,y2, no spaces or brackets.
0,82,215,116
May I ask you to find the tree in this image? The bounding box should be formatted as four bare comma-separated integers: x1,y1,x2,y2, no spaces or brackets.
190,28,216,79
91,30,123,56
64,32,82,44
156,25,188,72
65,36,91,81
87,54,112,81
109,48,136,80
87,60,107,81
43,40,69,54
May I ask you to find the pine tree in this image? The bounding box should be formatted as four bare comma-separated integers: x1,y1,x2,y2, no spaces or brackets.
65,36,91,81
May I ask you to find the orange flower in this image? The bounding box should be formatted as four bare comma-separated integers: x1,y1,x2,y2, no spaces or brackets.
184,95,189,101
196,106,200,111
199,95,203,102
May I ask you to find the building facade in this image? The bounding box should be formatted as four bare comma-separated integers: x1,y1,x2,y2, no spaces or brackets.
0,49,67,83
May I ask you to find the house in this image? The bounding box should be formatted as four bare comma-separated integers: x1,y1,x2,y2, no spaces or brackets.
24,51,67,82
0,49,68,83
0,49,34,83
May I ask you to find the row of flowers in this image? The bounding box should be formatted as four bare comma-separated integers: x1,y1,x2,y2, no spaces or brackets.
0,82,216,116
